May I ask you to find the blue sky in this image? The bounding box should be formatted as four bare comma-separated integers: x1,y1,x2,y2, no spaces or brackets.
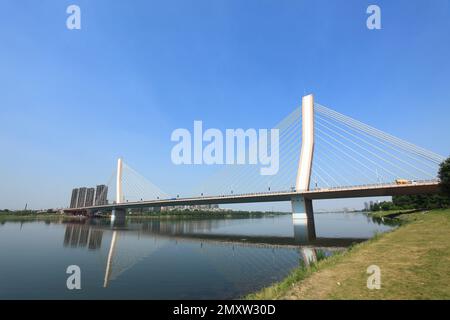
0,0,449,210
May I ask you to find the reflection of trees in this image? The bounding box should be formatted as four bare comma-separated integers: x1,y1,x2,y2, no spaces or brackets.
63,224,103,250
0,218,64,226
368,215,402,227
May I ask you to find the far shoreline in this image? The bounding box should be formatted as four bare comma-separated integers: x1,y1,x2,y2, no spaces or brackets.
0,209,290,221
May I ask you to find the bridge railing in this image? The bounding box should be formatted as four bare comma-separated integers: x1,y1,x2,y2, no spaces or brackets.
306,179,439,193
175,179,440,200
144,179,439,201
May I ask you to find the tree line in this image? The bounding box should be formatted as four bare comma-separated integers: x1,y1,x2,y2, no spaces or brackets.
370,157,450,211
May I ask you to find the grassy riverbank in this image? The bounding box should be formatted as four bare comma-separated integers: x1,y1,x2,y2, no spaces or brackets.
248,209,450,299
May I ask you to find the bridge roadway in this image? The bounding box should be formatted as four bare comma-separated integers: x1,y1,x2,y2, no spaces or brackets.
65,180,440,213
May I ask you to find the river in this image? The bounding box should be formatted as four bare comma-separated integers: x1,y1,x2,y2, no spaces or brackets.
0,212,394,299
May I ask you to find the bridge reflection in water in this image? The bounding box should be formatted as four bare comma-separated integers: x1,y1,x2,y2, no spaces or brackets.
62,217,366,288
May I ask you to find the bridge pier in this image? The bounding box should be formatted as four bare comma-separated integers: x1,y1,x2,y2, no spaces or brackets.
111,208,126,224
292,196,316,242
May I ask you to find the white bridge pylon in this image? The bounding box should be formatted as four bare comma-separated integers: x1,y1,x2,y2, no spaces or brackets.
111,157,170,222
112,157,125,221
292,94,316,240
116,157,123,204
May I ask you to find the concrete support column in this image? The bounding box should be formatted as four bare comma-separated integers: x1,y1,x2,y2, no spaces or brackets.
111,208,126,224
292,195,316,242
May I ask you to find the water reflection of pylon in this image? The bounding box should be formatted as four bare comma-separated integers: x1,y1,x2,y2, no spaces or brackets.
104,230,118,288
300,247,317,267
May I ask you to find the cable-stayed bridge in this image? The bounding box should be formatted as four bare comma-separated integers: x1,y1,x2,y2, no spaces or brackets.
65,94,444,235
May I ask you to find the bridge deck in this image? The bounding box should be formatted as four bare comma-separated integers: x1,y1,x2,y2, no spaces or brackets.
65,180,440,213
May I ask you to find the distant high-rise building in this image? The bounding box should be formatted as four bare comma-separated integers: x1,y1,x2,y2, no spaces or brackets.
85,188,95,207
77,187,87,208
364,202,369,211
70,184,108,208
70,188,79,208
95,185,108,205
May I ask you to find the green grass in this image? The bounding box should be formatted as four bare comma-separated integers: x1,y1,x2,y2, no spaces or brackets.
248,209,450,300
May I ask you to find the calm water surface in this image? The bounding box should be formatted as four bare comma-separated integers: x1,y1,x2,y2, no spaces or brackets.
0,212,394,299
